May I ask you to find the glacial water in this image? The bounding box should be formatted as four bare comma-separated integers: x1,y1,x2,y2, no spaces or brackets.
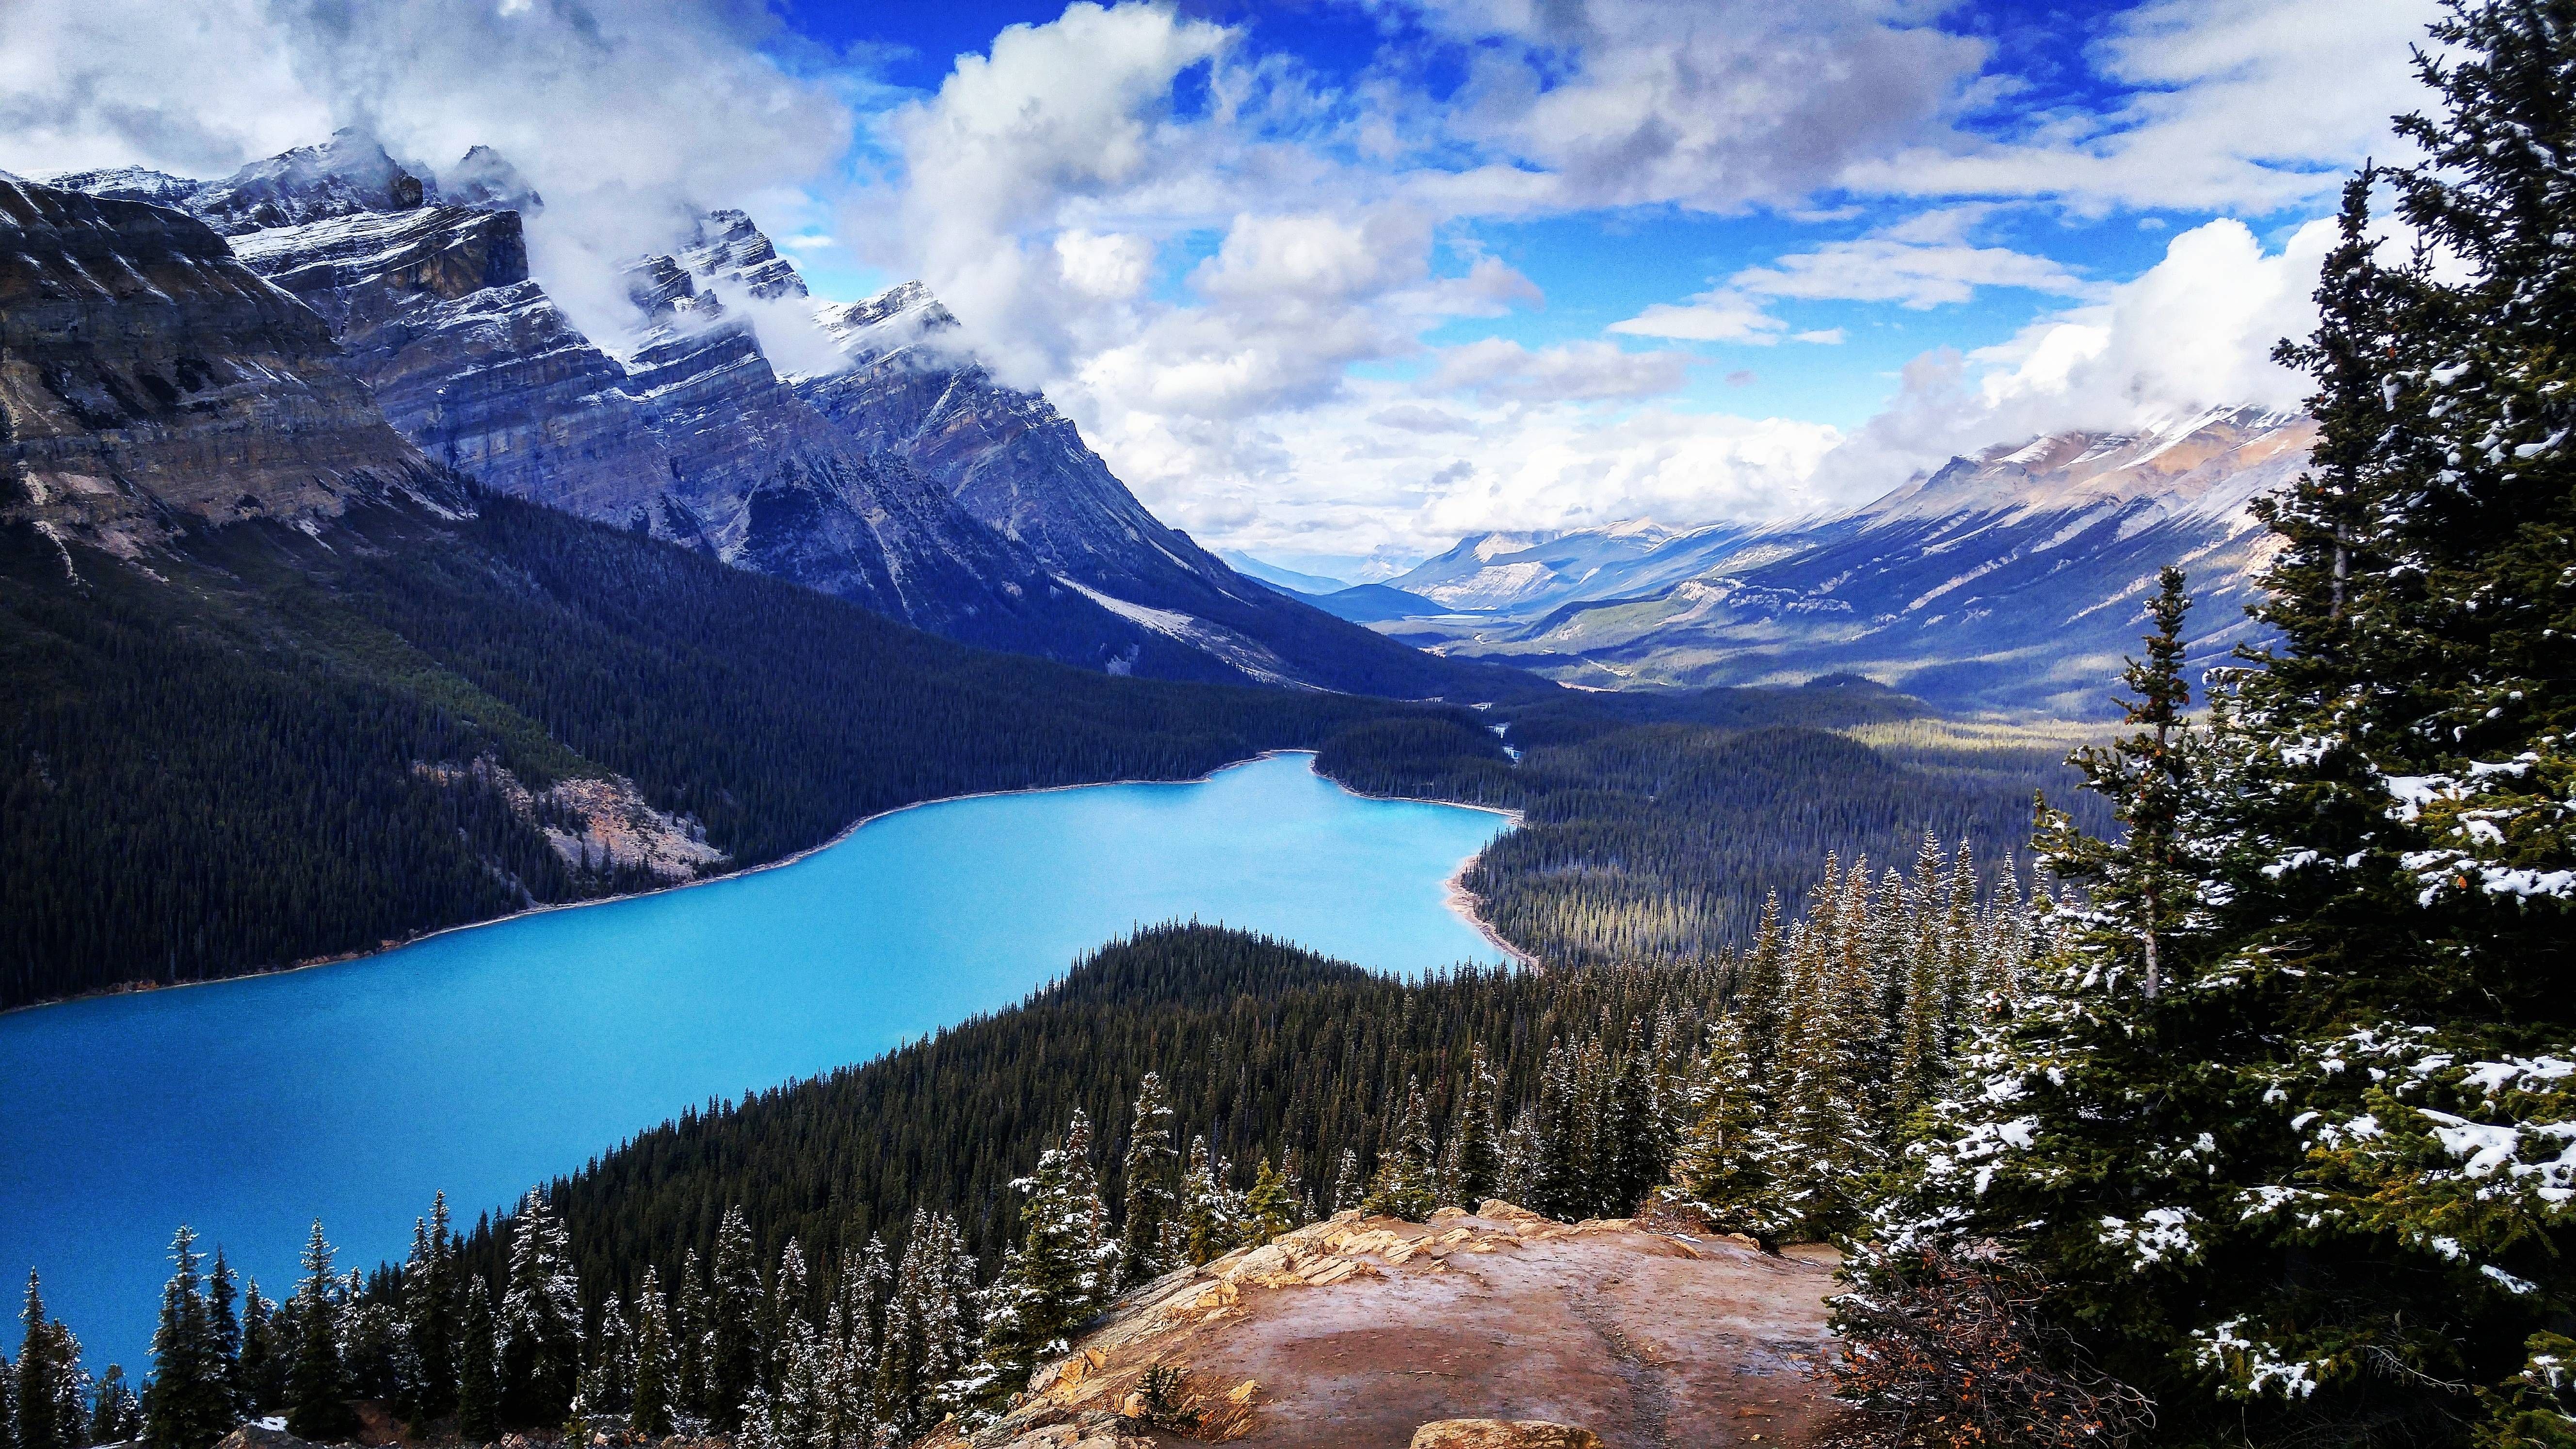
0,754,1512,1370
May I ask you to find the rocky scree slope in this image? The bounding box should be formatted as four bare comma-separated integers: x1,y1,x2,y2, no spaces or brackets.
935,1202,1847,1449
41,136,1501,696
1393,407,2310,715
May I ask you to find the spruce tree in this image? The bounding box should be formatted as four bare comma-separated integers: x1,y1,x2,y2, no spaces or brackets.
281,1223,355,1443
203,1255,239,1430
669,1253,709,1424
17,1274,66,1449
144,1227,230,1449
86,1369,137,1447
1177,1136,1244,1265
1599,1020,1664,1215
496,1189,581,1429
705,1207,763,1430
576,1294,632,1418
1328,1149,1362,1214
404,1194,457,1426
234,1286,278,1417
1243,1158,1296,1242
1659,1013,1787,1250
456,1281,497,1446
626,1271,674,1440
1450,1043,1503,1207
965,1117,1113,1412
1113,1074,1179,1289
1362,1078,1440,1220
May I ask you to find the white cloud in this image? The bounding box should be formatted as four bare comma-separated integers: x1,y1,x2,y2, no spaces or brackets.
1807,214,2338,506
1841,0,2441,212
1429,339,1692,402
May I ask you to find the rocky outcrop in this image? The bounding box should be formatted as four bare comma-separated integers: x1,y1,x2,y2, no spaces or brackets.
0,177,452,554
935,1204,1849,1449
1411,1422,1606,1449
683,209,805,300
414,759,727,883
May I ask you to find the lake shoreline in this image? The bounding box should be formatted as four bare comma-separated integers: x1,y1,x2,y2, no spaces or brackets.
6,751,1534,1018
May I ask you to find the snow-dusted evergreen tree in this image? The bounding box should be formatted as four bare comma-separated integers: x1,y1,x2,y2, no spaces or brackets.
85,1368,137,1447
574,1293,633,1420
963,1115,1116,1414
281,1224,354,1442
669,1251,709,1424
873,1213,969,1443
627,1269,674,1440
1113,1073,1180,1290
1328,1148,1363,1214
1361,1078,1440,1220
704,1207,762,1430
455,1280,497,1445
496,1189,581,1429
1177,1136,1248,1264
1446,1042,1505,1208
203,1253,240,1430
765,1240,810,1390
1243,1157,1297,1242
1658,1013,1788,1248
17,1273,89,1449
143,1227,230,1449
1600,1020,1664,1215
399,1194,457,1426
234,1284,280,1417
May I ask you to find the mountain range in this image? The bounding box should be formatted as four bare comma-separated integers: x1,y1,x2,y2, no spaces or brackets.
1321,406,2313,716
35,131,1492,698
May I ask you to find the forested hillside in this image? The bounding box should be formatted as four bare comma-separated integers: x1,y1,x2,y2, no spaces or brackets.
0,494,1465,1010
1320,680,2102,966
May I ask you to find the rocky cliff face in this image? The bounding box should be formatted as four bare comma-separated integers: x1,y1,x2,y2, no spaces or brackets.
176,159,1136,659
0,177,451,554
38,138,1510,695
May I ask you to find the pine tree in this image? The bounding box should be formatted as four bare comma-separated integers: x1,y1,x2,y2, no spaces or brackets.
234,1285,279,1417
86,1369,138,1446
203,1255,239,1430
1733,893,1788,1074
1113,1074,1180,1290
144,1227,230,1449
670,1252,710,1424
497,1189,581,1429
403,1194,457,1426
1599,1020,1664,1215
627,1271,674,1440
456,1280,497,1446
765,1239,809,1391
1659,1013,1787,1250
1360,1078,1440,1221
17,1274,69,1449
964,1116,1114,1412
1449,1043,1503,1207
1177,1136,1245,1265
874,1213,968,1441
281,1223,355,1443
1243,1158,1296,1242
1328,1148,1362,1214
706,1207,764,1431
576,1293,633,1419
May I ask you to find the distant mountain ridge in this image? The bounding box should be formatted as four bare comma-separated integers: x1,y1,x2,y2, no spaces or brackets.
1382,406,2313,716
37,134,1505,698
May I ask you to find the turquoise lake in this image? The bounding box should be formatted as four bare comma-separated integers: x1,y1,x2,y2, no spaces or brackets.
0,753,1512,1370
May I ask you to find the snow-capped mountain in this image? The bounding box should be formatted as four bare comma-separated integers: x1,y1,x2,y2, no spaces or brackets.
1393,407,2315,716
38,136,1494,696
1384,519,1748,612
0,176,456,552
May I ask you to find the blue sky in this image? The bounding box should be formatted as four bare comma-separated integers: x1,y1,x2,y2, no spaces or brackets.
6,0,2441,569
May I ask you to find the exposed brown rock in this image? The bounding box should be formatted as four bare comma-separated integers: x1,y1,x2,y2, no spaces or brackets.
933,1204,1851,1449
1409,1421,1605,1449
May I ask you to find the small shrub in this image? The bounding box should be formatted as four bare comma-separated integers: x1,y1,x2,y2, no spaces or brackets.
1832,1241,2153,1448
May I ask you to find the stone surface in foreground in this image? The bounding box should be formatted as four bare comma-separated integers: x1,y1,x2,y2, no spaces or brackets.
936,1201,1849,1449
